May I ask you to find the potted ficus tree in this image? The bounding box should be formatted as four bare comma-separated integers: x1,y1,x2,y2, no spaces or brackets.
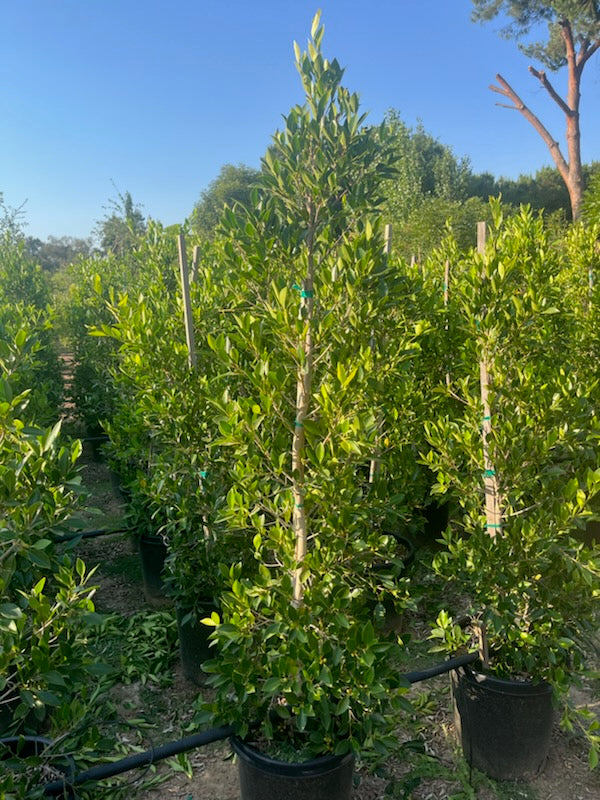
424,202,600,778
197,14,421,797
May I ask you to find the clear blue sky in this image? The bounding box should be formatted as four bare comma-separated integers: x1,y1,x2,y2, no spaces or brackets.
1,0,599,241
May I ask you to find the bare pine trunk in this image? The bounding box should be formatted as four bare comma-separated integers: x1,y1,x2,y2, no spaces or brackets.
488,20,600,222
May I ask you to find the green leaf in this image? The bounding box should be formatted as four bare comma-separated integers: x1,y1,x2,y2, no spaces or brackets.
335,695,350,715
310,10,321,40
263,677,281,695
32,538,52,550
37,690,61,707
319,665,333,686
0,602,22,620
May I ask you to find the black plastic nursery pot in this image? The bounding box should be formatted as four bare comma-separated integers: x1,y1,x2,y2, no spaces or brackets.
139,532,168,603
423,499,450,539
1,736,76,798
231,736,355,800
451,663,554,781
84,431,109,463
176,602,218,685
108,468,132,506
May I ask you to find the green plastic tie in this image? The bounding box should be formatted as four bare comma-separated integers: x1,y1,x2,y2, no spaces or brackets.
483,469,495,477
200,470,208,478
486,522,502,529
294,420,304,428
292,283,313,298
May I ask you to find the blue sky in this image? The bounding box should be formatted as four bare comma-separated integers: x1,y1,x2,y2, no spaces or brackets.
1,0,599,240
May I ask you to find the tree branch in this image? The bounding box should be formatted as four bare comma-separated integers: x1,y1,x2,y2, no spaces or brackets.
489,74,570,184
527,66,573,117
577,38,600,73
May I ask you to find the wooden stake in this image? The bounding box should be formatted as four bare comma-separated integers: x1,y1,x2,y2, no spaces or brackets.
475,621,489,668
177,234,197,369
477,223,502,538
444,259,450,387
368,225,392,484
291,221,316,606
384,223,392,256
191,245,201,284
477,220,487,254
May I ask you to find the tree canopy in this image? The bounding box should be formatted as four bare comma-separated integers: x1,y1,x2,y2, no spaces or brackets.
378,110,470,222
472,1,600,67
24,235,93,272
191,163,261,239
95,189,146,256
0,192,27,238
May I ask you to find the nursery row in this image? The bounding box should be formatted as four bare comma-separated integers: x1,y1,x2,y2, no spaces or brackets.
1,16,599,797
65,19,600,782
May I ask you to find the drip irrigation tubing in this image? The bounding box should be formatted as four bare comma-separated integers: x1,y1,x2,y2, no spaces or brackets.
39,652,479,794
42,724,236,796
53,526,130,543
402,651,478,684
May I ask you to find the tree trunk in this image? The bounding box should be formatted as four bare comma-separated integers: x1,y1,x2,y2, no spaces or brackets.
489,21,599,221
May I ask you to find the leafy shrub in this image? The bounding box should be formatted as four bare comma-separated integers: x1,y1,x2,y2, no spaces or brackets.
0,374,97,736
0,558,99,734
424,201,600,762
0,234,63,426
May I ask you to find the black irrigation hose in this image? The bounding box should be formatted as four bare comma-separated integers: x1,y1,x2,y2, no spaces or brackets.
403,651,479,684
42,724,237,796
53,527,130,543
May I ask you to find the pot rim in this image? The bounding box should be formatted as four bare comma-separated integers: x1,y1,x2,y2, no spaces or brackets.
230,735,354,777
457,662,553,697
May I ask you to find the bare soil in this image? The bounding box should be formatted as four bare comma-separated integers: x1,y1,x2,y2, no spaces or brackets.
75,446,600,800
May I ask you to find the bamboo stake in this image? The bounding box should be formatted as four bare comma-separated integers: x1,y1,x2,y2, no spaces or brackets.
177,234,197,369
384,222,392,256
444,259,450,387
368,224,392,484
477,223,502,538
191,245,201,284
292,224,316,606
589,241,599,312
177,236,210,542
475,621,489,669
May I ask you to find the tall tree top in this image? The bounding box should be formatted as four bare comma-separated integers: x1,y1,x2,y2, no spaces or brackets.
472,1,600,69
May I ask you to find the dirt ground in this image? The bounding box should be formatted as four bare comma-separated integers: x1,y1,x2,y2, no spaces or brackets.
74,444,600,800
